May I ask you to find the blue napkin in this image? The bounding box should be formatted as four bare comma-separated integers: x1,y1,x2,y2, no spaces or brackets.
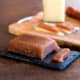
0,51,80,70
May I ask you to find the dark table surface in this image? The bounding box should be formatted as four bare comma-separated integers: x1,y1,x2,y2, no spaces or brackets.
0,0,80,80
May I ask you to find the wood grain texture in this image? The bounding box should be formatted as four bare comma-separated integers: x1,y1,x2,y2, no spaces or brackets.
0,0,80,80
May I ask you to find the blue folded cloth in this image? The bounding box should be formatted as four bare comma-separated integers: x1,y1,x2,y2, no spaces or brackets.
0,51,80,70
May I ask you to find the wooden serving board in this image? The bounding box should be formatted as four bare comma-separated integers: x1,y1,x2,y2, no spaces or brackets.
8,15,80,51
66,16,80,27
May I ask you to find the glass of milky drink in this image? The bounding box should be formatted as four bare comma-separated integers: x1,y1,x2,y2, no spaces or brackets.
43,0,65,22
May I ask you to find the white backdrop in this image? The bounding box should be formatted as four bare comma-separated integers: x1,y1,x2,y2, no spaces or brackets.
66,0,80,9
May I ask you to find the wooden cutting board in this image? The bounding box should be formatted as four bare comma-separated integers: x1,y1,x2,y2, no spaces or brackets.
66,16,80,27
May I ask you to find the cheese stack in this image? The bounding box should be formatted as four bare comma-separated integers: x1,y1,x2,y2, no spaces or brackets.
43,0,65,22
